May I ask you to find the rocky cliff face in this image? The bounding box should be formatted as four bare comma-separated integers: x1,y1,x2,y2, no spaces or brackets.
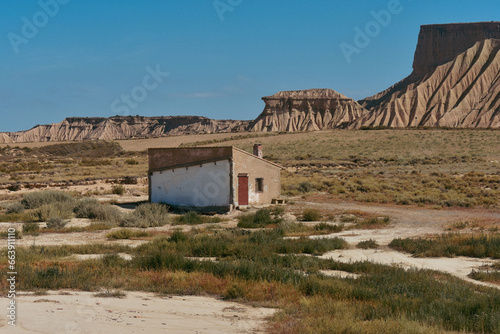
249,89,368,132
0,116,249,144
355,22,500,128
413,22,500,76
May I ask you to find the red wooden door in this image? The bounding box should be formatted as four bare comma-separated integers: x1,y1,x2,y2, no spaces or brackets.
238,175,249,205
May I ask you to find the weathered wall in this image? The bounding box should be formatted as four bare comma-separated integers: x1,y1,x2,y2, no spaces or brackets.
149,147,232,171
150,160,231,207
232,148,281,206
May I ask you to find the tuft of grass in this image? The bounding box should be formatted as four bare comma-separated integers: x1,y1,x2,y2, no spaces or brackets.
22,222,40,235
94,289,126,298
6,202,25,214
106,229,150,240
120,203,170,228
173,211,223,226
314,222,344,233
354,216,390,229
21,190,75,209
46,217,68,230
30,202,75,222
390,233,500,259
301,208,322,222
357,239,379,249
112,185,126,195
74,198,122,225
237,208,283,228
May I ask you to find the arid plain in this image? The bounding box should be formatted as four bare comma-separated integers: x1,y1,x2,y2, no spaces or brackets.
1,129,499,333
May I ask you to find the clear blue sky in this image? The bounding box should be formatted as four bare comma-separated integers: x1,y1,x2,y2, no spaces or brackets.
1,0,498,132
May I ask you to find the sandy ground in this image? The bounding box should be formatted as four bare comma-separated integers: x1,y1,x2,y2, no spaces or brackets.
0,291,274,334
294,198,500,289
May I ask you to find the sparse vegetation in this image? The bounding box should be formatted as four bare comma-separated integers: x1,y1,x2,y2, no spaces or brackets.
120,203,170,228
111,184,126,195
301,208,322,221
389,233,500,259
5,228,500,333
21,190,75,210
106,229,150,239
74,198,122,225
357,239,379,249
237,208,284,228
22,222,40,235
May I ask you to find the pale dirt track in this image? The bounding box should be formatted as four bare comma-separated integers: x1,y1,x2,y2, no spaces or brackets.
0,291,275,334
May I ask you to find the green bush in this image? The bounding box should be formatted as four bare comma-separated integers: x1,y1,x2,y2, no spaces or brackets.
74,198,122,225
120,203,170,228
357,239,379,249
46,217,67,230
106,229,150,240
314,222,344,233
6,202,25,214
302,208,322,221
22,222,40,235
21,191,75,209
237,208,284,228
125,159,139,165
30,202,75,222
112,185,126,196
175,211,203,225
390,233,500,258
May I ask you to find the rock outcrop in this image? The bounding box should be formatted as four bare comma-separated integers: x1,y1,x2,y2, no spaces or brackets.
0,116,249,143
249,89,368,132
355,22,500,128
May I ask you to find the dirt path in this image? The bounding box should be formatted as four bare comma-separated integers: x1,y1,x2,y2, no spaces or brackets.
1,291,274,333
299,197,500,228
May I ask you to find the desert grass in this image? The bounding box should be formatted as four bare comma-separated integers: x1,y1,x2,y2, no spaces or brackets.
106,229,151,240
2,228,500,333
389,233,500,258
120,203,170,227
237,208,284,228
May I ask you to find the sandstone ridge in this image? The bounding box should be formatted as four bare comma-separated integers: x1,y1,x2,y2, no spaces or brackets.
0,116,249,144
249,89,368,132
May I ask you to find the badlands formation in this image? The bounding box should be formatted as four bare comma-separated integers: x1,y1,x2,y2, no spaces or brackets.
0,116,248,144
1,22,499,143
248,89,368,132
356,22,500,128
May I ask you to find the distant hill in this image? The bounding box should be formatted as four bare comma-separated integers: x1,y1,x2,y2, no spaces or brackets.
248,89,368,132
2,22,499,143
0,116,249,144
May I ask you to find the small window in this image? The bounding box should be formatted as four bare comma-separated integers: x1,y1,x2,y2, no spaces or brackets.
256,178,264,192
